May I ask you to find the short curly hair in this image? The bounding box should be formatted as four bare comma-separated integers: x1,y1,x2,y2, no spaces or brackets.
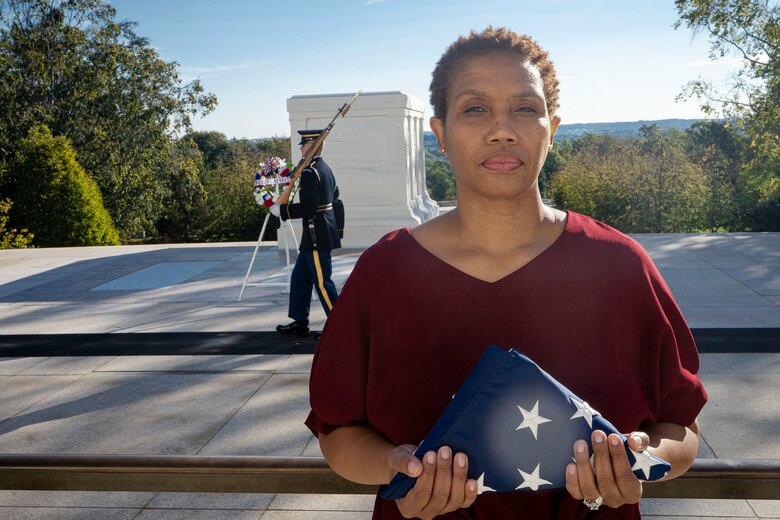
430,26,560,119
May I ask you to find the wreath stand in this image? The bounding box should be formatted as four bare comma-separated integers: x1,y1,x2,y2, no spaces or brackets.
237,160,319,304
237,208,298,302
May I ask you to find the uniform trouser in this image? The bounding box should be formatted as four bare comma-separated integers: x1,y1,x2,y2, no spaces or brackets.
288,249,339,324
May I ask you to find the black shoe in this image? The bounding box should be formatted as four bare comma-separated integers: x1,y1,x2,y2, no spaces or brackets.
276,321,310,337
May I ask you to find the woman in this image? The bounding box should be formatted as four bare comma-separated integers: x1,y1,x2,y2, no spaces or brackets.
305,27,707,519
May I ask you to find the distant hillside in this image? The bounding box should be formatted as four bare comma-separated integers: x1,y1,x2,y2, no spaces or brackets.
422,119,701,147
554,119,701,139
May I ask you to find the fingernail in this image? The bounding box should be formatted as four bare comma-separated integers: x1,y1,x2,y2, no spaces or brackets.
576,442,586,454
631,434,643,446
426,452,436,464
468,481,477,492
457,454,466,468
440,447,451,460
612,436,622,446
408,461,420,475
568,464,576,475
594,432,604,444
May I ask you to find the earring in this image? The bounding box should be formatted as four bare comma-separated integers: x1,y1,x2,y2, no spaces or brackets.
548,143,554,150
440,147,446,154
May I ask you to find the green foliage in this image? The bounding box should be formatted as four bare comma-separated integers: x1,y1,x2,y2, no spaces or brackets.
156,138,207,242
186,131,231,184
549,127,710,233
10,125,120,246
0,198,34,248
540,138,573,197
0,0,216,238
675,0,780,230
683,120,750,229
200,140,272,242
255,136,292,163
425,151,456,201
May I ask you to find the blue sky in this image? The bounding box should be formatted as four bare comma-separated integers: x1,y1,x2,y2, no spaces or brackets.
110,0,736,139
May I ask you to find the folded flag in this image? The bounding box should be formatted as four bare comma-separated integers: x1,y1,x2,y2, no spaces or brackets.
381,346,670,500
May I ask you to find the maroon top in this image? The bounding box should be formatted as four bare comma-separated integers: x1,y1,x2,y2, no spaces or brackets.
306,211,707,519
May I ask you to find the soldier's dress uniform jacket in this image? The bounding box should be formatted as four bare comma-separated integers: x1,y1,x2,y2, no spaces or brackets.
279,157,341,251
278,155,341,325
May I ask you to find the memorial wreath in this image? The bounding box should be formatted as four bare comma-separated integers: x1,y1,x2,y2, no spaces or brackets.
253,156,292,208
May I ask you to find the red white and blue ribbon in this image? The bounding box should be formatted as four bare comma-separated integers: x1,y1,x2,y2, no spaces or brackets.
253,156,291,208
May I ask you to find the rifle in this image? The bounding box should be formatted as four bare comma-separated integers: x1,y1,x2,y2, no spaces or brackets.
275,91,361,205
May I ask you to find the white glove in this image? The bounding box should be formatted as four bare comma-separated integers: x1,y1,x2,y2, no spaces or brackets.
269,204,281,217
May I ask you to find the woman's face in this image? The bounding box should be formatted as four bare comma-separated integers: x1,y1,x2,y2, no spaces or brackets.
431,52,560,202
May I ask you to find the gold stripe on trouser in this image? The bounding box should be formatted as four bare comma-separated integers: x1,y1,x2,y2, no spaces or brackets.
312,251,333,311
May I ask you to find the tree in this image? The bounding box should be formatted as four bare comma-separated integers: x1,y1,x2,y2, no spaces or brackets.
683,120,750,230
548,129,709,233
425,152,456,201
539,138,572,198
0,0,216,237
156,138,207,242
675,0,780,229
201,142,269,242
10,125,119,246
0,198,33,248
186,131,231,184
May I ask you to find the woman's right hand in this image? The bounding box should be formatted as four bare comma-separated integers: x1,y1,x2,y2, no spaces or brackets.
387,444,478,519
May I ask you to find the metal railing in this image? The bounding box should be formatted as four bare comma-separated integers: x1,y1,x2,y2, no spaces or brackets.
1,454,779,499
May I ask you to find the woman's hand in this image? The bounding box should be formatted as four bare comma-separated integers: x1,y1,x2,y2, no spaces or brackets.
565,430,647,509
387,444,478,519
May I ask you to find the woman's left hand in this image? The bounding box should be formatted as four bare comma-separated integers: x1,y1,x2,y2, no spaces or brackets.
565,429,649,509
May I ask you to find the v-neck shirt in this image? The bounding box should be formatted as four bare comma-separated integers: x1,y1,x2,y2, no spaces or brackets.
306,211,707,519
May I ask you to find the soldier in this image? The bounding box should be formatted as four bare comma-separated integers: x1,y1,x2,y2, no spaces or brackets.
271,129,341,338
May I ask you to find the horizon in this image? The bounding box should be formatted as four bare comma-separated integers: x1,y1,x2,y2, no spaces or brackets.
109,1,737,139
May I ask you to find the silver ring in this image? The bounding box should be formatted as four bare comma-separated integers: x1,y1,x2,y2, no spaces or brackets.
583,495,603,510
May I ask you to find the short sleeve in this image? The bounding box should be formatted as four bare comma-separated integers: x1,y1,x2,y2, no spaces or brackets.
635,246,707,427
304,250,374,436
645,259,708,427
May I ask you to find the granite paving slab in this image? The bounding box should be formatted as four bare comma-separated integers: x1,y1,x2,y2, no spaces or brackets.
699,353,780,374
0,507,141,519
675,295,776,308
660,269,759,297
639,498,758,517
200,373,312,456
269,494,375,512
0,303,161,333
0,372,271,454
0,356,45,375
146,492,273,510
0,490,155,508
19,356,115,375
0,374,80,420
681,307,780,328
95,354,290,373
725,266,780,296
260,512,372,520
696,373,780,458
134,510,262,519
749,500,780,518
276,355,314,374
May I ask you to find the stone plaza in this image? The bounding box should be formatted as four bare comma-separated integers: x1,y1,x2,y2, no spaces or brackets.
1,91,779,518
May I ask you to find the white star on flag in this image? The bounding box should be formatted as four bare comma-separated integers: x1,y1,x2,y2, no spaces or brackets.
476,472,496,494
570,396,600,428
515,463,552,491
380,346,672,500
515,400,551,439
630,448,668,480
